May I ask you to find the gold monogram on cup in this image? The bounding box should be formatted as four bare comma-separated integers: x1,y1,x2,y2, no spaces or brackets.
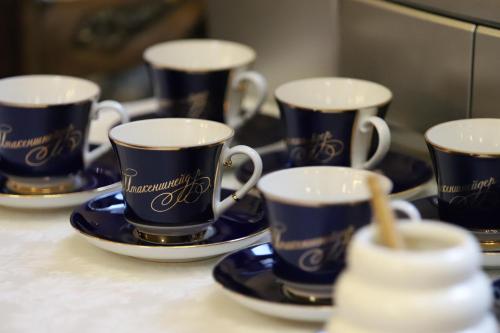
159,91,209,119
287,130,344,163
0,124,83,167
272,223,355,272
122,168,212,213
441,177,500,208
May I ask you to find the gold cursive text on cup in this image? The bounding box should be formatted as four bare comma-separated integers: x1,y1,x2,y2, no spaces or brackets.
0,124,82,166
159,91,209,118
272,223,355,272
288,130,344,163
442,177,500,208
440,177,496,193
122,168,212,212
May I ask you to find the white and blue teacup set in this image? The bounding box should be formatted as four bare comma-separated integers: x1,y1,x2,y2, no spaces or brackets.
0,39,498,328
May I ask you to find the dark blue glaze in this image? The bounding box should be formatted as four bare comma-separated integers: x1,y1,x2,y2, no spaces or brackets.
236,149,433,195
410,195,500,240
0,144,119,194
148,65,230,122
408,196,440,220
213,243,333,306
427,144,500,230
278,101,389,167
70,189,268,246
111,141,224,227
492,279,500,320
264,198,371,286
0,101,92,177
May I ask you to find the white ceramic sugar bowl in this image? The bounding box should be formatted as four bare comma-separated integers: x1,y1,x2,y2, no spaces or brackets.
326,220,498,333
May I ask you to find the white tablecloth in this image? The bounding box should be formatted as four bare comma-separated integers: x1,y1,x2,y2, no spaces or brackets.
0,100,322,333
0,100,497,332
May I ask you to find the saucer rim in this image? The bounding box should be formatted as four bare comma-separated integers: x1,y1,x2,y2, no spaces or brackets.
0,163,121,200
70,219,270,250
212,242,335,307
236,149,434,198
215,280,333,323
389,179,434,199
0,181,120,199
71,191,270,249
481,251,500,268
76,230,268,262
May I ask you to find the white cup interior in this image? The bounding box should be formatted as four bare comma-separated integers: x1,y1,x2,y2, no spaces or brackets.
426,118,500,155
143,39,256,71
109,118,234,149
0,75,99,106
275,77,392,111
257,166,392,206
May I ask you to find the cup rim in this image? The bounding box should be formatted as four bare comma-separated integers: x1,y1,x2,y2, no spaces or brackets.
257,166,393,207
109,118,235,150
274,77,392,112
0,75,100,108
143,39,256,72
425,118,500,157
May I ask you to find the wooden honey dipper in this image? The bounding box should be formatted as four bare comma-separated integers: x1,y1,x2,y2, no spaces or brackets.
367,175,405,249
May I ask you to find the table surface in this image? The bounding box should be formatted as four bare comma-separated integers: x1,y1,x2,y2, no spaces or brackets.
0,100,497,333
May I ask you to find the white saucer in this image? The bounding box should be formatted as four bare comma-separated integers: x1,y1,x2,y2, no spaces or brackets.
483,252,500,268
70,190,270,262
0,167,120,209
77,231,268,263
219,287,333,322
213,243,334,322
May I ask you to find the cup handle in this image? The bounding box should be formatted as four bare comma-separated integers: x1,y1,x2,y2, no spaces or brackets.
213,145,263,217
358,116,391,169
226,71,268,130
390,200,422,221
84,100,130,166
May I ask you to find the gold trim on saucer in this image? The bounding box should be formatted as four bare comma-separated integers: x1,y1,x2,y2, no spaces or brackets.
481,240,500,252
135,229,207,245
281,285,332,305
0,180,120,199
71,222,269,249
6,179,78,195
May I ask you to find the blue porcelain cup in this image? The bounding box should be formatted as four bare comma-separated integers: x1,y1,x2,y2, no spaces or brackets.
275,78,392,169
109,118,263,242
144,39,268,129
426,118,500,232
257,166,421,299
0,75,129,194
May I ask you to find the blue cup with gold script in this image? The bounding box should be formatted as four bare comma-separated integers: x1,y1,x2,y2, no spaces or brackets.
258,166,420,300
109,118,263,243
426,118,500,232
0,75,129,194
144,39,267,129
275,78,392,169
